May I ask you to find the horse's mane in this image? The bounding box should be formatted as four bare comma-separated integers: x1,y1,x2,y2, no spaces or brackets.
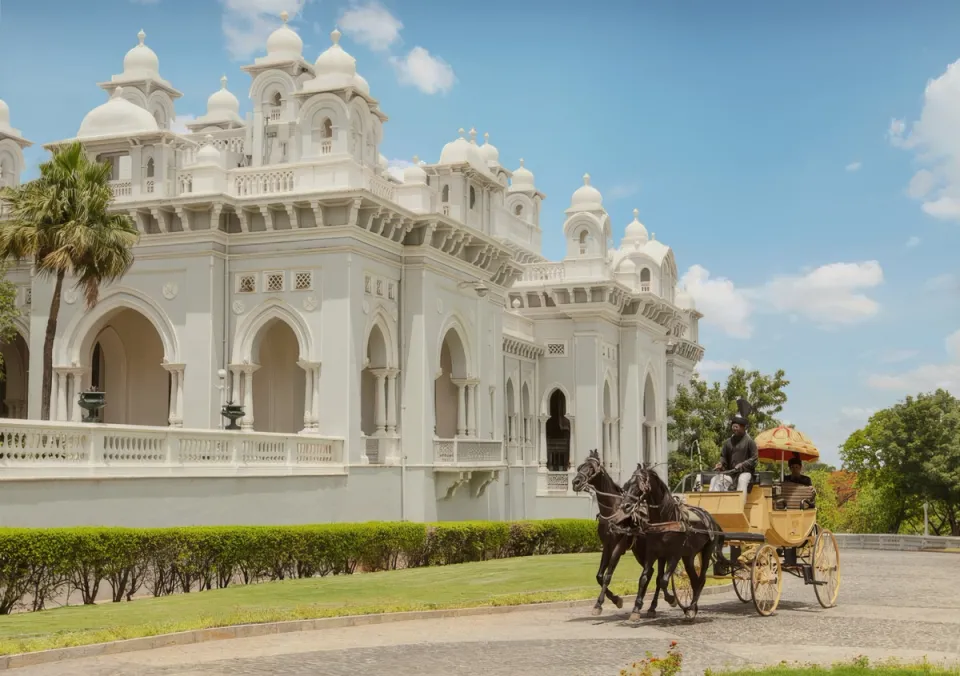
639,466,683,523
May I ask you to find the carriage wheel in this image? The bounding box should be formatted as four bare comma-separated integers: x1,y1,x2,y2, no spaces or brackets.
670,552,703,613
732,563,752,603
813,528,841,608
750,544,782,617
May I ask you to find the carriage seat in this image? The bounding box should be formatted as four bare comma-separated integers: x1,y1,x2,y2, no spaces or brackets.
775,481,816,510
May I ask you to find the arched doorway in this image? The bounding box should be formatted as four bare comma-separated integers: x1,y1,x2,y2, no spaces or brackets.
642,374,657,464
0,333,29,418
361,323,389,436
251,319,305,434
87,309,168,426
435,328,470,438
545,389,570,471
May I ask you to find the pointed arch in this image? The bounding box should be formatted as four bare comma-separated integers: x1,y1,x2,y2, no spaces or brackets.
540,382,573,417
363,308,398,369
60,287,180,365
232,298,313,364
250,71,298,108
436,313,473,379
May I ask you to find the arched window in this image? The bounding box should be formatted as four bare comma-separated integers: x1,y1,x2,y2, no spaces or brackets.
579,230,588,255
312,114,333,155
272,92,282,107
441,185,450,203
640,267,651,291
469,186,476,209
146,158,155,178
514,204,523,217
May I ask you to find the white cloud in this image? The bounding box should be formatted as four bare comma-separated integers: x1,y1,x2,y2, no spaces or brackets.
681,265,754,339
608,182,641,200
906,235,921,248
889,60,960,223
845,161,862,172
338,2,403,52
390,47,456,95
384,158,412,181
925,273,959,292
221,0,306,61
170,115,196,134
682,261,883,339
867,328,960,394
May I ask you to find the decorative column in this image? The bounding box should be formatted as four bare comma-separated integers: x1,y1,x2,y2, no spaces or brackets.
538,414,549,468
311,364,321,431
162,363,185,427
297,360,321,432
372,369,387,435
69,369,87,423
467,380,480,438
55,369,68,421
240,365,260,431
453,379,466,437
385,369,399,434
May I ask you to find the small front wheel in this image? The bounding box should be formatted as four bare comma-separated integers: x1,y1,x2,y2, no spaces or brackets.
813,528,841,608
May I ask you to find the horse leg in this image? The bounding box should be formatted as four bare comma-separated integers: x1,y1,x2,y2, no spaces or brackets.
661,556,677,607
592,540,614,615
688,542,716,618
646,557,668,616
600,536,629,611
628,556,657,622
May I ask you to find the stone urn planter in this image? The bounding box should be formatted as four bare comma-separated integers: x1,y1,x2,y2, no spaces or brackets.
221,403,245,430
78,390,105,423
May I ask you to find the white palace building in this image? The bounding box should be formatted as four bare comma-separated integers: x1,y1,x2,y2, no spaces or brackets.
0,16,704,527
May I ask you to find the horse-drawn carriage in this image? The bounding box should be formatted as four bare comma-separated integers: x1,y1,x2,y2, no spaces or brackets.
668,425,841,617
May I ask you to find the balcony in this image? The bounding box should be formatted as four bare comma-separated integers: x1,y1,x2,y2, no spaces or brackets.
0,420,346,480
432,437,504,500
519,262,565,283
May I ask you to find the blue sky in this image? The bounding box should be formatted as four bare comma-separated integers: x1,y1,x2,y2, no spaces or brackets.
2,0,959,465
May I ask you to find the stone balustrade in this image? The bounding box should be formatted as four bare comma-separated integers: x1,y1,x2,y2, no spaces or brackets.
433,437,504,466
0,419,345,479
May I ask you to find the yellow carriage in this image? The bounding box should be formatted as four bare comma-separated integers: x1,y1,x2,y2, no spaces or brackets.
670,426,841,616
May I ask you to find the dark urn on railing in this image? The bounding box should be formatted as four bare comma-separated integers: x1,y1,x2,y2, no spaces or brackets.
221,402,245,430
77,389,106,423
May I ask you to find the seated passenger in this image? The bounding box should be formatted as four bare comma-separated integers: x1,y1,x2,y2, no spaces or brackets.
783,455,812,486
708,399,758,499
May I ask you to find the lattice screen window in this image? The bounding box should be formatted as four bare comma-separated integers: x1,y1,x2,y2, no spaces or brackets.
237,274,256,293
294,271,313,291
264,272,285,292
545,342,567,357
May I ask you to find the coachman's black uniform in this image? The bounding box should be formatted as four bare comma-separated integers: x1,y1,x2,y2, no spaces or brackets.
719,433,759,474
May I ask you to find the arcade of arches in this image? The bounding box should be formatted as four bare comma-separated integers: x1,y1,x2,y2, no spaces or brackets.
434,328,478,438
504,379,533,464
360,323,398,437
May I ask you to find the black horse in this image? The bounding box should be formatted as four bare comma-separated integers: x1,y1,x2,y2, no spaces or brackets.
611,464,727,620
571,451,673,616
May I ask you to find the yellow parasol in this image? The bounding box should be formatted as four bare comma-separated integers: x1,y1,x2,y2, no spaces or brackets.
753,425,820,463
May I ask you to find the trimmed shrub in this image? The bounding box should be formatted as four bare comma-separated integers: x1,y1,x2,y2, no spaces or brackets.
0,519,601,614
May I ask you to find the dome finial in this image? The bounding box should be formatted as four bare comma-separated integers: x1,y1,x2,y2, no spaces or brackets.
519,158,525,167
633,208,639,219
137,29,146,45
484,131,490,143
469,127,477,144
458,127,465,139
331,27,342,45
281,10,289,24
583,173,591,186
220,75,228,90
412,155,420,164
651,232,656,240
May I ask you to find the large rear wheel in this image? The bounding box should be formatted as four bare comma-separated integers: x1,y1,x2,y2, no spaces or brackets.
669,552,703,614
750,544,782,617
813,528,841,608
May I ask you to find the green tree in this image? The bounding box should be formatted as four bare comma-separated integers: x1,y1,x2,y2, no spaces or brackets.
0,142,139,419
840,389,960,536
808,469,841,532
0,268,20,375
667,366,790,486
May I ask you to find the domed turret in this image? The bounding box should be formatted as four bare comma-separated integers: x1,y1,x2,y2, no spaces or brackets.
509,158,536,193
403,155,427,184
121,30,160,79
264,11,304,62
438,127,488,173
196,135,221,165
481,132,499,166
207,76,242,120
622,208,649,247
0,99,11,132
303,28,365,93
77,87,160,139
569,173,603,212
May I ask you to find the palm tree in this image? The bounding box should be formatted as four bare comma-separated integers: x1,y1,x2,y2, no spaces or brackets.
0,141,139,420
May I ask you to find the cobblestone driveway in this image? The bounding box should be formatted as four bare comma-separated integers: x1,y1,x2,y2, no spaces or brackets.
11,550,960,675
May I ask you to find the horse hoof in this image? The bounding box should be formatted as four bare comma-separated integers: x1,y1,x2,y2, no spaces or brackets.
646,608,657,616
613,597,624,609
591,606,603,616
667,597,677,608
628,612,641,622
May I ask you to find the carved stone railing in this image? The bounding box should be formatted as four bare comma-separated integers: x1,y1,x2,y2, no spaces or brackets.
365,170,396,201
433,438,504,466
109,180,132,199
0,420,346,479
233,169,296,197
519,262,565,283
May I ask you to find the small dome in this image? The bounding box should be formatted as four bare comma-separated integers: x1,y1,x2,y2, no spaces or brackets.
0,99,10,131
570,173,603,211
676,287,696,311
618,258,637,274
353,72,370,95
77,87,160,139
439,128,488,173
643,236,671,265
207,75,240,117
481,132,499,165
509,158,536,192
403,155,427,184
303,28,359,92
196,135,221,164
265,11,304,61
623,208,649,245
122,30,160,79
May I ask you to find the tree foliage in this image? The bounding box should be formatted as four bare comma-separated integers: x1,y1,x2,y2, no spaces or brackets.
667,366,790,486
841,389,960,536
0,142,139,418
0,267,20,376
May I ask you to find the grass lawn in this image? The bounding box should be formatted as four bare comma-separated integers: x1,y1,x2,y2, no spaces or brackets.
0,553,723,657
716,665,959,675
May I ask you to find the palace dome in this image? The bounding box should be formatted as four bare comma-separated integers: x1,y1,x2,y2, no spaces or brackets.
77,87,159,139
439,128,488,173
121,30,160,79
569,173,603,211
264,11,304,61
623,208,649,245
508,158,536,192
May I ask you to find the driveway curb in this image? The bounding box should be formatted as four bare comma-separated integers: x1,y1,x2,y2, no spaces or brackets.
0,584,732,670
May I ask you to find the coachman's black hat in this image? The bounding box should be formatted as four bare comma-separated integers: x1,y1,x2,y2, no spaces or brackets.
730,398,753,427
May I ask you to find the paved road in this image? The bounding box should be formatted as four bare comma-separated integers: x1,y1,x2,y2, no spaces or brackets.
12,550,960,675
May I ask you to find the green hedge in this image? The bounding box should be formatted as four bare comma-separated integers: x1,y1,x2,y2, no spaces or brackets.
0,519,600,614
